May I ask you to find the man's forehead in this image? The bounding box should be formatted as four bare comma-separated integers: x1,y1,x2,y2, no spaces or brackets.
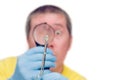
30,13,66,28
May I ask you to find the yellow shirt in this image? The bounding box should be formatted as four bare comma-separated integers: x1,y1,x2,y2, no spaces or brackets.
0,57,86,80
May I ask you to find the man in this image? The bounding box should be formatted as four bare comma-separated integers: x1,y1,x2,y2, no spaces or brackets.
0,5,85,80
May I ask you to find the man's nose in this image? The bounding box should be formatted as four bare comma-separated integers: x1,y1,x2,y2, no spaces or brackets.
47,40,54,49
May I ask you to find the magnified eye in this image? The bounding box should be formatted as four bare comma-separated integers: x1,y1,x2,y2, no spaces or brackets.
55,30,61,36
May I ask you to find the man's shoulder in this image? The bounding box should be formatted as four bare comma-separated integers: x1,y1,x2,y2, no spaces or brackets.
0,57,17,66
0,56,17,79
62,65,86,80
0,56,17,70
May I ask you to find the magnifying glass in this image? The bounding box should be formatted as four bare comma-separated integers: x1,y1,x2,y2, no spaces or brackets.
33,23,54,46
33,23,55,79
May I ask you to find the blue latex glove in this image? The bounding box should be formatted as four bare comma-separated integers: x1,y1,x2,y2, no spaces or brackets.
9,47,56,80
41,72,68,80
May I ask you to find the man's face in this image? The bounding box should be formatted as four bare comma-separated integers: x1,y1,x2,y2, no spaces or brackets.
27,13,72,72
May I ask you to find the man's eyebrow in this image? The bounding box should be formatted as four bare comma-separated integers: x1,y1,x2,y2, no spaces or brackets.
54,23,63,28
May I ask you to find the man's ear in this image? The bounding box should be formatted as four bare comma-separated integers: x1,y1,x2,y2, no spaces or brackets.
27,36,36,48
68,35,72,51
26,37,30,48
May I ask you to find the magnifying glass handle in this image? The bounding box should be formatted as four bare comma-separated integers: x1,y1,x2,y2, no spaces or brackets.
35,41,48,80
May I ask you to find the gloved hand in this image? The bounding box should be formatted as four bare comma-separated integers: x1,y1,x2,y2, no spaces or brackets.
8,46,56,80
41,72,68,80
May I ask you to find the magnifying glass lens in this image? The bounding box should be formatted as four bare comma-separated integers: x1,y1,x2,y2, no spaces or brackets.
33,23,54,46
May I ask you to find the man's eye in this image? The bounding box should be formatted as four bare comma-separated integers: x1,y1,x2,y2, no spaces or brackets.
55,30,61,35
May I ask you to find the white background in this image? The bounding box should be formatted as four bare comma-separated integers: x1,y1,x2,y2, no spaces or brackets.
0,0,120,80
